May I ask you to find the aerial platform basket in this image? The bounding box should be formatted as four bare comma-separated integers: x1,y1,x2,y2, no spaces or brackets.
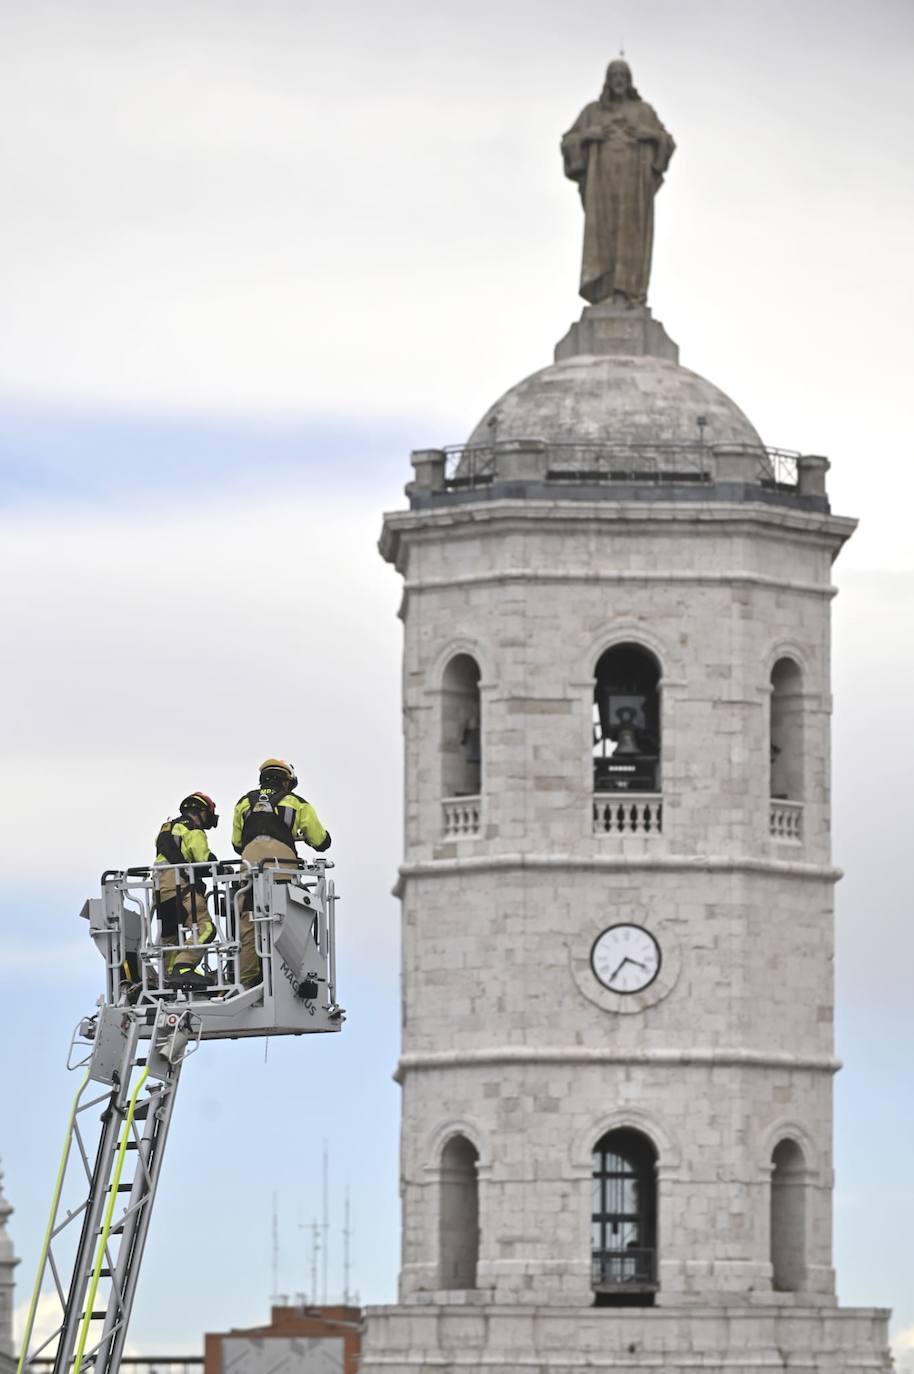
17,859,345,1374
81,857,343,1037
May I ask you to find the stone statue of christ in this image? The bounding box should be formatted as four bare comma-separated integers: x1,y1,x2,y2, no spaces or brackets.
562,59,675,307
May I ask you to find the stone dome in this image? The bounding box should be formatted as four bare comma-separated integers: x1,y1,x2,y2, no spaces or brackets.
467,354,762,450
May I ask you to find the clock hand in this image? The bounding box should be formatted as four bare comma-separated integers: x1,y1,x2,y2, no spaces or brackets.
609,956,649,986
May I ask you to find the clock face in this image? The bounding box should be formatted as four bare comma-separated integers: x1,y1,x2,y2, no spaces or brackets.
590,924,661,994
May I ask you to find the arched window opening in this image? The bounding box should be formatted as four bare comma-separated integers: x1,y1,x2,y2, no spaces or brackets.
769,657,804,802
439,1134,479,1289
442,654,481,798
770,1138,807,1292
593,645,661,794
591,1128,658,1307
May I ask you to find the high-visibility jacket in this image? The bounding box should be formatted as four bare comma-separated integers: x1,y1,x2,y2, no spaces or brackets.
232,789,330,856
155,819,215,867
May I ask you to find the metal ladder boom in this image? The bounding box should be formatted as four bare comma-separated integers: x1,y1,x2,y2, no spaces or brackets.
18,1005,196,1374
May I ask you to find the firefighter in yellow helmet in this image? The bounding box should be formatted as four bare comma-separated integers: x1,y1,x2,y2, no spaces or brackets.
231,759,331,987
154,791,219,986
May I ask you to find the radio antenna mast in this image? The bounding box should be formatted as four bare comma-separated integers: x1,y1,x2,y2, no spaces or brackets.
321,1140,329,1305
271,1192,279,1301
310,1220,320,1306
342,1184,352,1305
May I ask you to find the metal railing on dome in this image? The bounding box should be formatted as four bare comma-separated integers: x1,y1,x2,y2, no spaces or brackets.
546,441,713,483
443,440,802,490
444,445,498,485
756,446,801,488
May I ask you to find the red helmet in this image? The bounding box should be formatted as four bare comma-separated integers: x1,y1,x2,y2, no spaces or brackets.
179,792,219,829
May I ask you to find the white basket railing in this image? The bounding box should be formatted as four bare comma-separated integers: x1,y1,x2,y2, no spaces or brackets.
87,859,336,1008
442,795,481,838
770,798,803,841
593,794,663,835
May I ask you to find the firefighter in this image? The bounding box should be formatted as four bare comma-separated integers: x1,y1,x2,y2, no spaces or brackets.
154,791,219,985
231,759,331,987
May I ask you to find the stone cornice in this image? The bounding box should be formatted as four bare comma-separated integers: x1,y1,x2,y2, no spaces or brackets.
379,498,857,568
394,1046,842,1084
363,1300,893,1321
400,568,837,598
396,853,840,885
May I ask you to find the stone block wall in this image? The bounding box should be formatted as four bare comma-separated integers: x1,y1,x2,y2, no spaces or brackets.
390,500,848,870
362,1303,893,1373
381,493,852,1314
396,878,837,1306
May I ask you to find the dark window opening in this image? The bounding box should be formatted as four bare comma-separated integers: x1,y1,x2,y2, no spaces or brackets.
770,1138,807,1292
592,1127,658,1306
439,1134,479,1289
593,646,661,793
770,657,803,801
442,654,481,797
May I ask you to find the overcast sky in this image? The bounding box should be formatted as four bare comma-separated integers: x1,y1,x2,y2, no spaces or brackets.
1,0,912,1364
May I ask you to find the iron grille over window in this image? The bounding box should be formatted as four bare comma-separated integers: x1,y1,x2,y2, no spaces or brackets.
591,1128,658,1305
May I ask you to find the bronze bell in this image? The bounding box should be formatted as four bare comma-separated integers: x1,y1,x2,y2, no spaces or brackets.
613,706,640,756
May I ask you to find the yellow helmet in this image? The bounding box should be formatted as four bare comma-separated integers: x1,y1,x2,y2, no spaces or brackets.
259,757,298,790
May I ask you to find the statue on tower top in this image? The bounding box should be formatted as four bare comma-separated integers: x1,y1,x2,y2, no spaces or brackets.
561,59,675,307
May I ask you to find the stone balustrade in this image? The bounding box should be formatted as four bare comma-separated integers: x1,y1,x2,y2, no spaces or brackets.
770,798,803,842
441,795,802,841
442,796,481,839
593,794,663,836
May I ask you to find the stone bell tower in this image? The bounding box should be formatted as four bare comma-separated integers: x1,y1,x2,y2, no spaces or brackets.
361,59,892,1374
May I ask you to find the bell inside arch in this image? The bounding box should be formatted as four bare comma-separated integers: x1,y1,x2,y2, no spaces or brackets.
593,645,661,793
613,706,640,755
